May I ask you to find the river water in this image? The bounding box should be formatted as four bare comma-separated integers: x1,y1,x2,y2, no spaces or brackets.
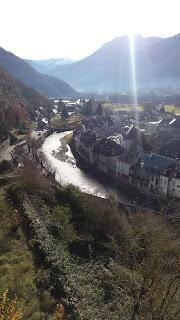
41,132,130,203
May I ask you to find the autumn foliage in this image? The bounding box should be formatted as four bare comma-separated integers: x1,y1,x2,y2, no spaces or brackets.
0,290,22,320
52,304,65,320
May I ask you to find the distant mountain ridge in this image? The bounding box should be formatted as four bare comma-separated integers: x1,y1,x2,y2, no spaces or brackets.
48,34,180,93
26,58,73,75
0,47,76,98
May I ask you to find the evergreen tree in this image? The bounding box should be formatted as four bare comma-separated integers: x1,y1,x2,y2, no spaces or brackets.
96,102,103,116
58,99,65,112
61,106,69,119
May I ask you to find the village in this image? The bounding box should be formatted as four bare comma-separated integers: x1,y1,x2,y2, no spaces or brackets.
1,96,180,201
72,102,180,200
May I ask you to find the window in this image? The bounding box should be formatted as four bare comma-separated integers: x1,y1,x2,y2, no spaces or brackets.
156,178,158,185
151,177,153,181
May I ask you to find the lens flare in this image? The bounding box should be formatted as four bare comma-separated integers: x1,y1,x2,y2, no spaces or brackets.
129,34,138,112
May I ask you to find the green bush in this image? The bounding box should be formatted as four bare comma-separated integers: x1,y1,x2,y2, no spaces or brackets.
7,183,24,208
0,159,12,173
50,206,77,244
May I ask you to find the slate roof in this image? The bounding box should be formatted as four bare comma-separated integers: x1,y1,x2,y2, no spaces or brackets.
124,125,140,140
169,117,180,128
119,146,143,164
159,118,173,126
136,153,176,177
80,129,97,146
123,125,152,151
93,138,124,157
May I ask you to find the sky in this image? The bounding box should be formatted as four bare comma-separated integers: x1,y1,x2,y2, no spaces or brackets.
0,0,179,60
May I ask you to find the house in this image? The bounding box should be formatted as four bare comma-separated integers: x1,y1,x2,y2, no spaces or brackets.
84,116,117,137
120,125,151,152
135,153,176,195
92,138,124,174
168,173,180,199
115,146,143,183
38,118,49,130
73,128,97,163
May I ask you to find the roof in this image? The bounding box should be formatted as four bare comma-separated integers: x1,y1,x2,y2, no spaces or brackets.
80,129,97,146
136,153,176,177
84,116,114,129
159,118,173,126
124,125,140,140
123,125,152,151
169,118,180,128
93,138,124,157
119,146,143,164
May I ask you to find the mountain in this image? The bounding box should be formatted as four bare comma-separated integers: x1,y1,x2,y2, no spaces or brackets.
26,58,73,75
49,34,180,93
0,47,76,98
0,67,51,129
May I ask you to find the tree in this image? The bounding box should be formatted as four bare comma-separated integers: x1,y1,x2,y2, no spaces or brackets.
61,106,69,119
58,99,65,112
18,157,52,194
84,99,93,116
96,102,103,116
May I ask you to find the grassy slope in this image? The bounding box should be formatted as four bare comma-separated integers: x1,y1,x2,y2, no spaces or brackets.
0,186,56,319
0,165,179,319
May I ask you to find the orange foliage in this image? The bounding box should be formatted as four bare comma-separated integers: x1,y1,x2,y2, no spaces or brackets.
52,304,65,320
0,290,22,320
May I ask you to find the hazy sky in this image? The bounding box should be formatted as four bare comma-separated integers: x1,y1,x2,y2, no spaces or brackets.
0,0,179,60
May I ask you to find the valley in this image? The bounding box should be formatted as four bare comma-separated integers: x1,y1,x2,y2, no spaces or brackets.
0,29,180,320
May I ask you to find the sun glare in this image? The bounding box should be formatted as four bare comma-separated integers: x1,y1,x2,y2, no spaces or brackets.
129,34,138,107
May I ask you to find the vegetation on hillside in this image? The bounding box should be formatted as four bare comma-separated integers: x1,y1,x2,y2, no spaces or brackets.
0,156,179,319
0,67,50,129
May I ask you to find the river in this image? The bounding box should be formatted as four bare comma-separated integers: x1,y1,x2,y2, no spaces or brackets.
41,131,134,203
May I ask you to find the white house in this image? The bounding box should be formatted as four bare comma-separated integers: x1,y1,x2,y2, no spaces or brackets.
168,176,180,199
159,175,169,196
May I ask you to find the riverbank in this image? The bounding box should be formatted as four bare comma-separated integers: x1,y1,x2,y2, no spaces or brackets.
70,141,165,212
41,131,170,213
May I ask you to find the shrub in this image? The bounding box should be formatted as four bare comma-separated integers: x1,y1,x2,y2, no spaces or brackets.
0,290,22,320
0,160,12,174
7,183,24,209
18,158,53,196
50,206,76,244
52,304,65,320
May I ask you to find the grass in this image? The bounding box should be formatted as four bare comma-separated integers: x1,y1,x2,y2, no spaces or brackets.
103,102,180,115
103,103,144,112
0,186,55,319
164,104,180,115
